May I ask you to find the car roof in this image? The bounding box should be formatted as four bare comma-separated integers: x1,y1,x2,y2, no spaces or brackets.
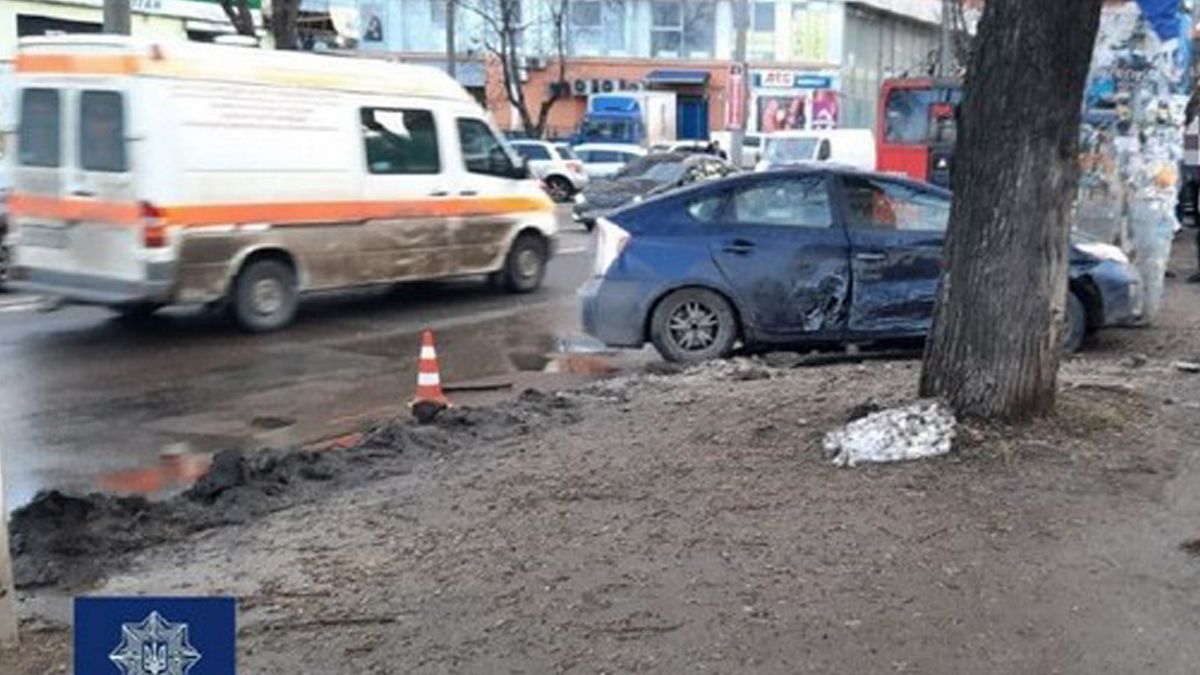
509,139,549,147
574,143,647,153
738,165,950,195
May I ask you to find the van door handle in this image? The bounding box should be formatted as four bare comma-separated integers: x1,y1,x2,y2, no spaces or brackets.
855,251,888,262
429,190,450,197
71,189,96,198
459,190,478,197
722,239,756,255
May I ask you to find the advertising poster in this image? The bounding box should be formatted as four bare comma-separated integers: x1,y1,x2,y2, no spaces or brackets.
758,95,807,133
811,90,838,129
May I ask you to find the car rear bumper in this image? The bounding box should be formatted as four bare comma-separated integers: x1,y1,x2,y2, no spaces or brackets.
1090,260,1143,326
8,264,175,306
579,276,648,348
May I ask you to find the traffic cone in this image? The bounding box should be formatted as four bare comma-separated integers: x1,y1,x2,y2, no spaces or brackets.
411,329,450,424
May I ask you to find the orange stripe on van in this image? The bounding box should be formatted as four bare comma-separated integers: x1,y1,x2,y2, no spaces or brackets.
7,193,142,225
14,54,141,76
7,193,554,227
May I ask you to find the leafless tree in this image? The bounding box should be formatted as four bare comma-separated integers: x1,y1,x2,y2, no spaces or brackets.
217,0,299,49
457,0,571,138
217,0,256,38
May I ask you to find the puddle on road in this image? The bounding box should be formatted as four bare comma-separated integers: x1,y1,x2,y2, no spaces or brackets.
79,332,628,502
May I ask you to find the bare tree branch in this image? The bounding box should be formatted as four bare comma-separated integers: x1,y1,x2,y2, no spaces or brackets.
217,0,256,37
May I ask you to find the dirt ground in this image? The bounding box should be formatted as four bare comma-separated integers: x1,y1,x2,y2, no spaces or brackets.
7,255,1200,674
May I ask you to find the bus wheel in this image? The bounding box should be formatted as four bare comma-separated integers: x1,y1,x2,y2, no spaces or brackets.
231,258,298,332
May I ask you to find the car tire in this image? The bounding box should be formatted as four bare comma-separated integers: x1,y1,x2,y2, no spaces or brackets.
1063,291,1087,354
650,288,738,363
231,258,299,332
502,232,548,294
545,176,574,202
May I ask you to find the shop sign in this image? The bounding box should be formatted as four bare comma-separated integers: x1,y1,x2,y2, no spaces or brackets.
753,70,834,90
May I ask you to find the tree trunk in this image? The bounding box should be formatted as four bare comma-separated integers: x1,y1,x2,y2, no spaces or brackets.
271,0,301,50
918,0,1103,421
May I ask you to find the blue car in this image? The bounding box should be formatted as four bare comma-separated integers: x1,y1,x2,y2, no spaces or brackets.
580,166,1143,362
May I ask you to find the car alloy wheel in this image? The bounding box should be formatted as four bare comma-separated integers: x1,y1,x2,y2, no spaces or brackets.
668,301,720,352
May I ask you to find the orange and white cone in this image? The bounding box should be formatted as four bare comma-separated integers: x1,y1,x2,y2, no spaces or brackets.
411,329,451,424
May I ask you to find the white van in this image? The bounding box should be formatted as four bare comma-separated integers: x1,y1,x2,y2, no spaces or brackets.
4,36,557,330
756,129,877,172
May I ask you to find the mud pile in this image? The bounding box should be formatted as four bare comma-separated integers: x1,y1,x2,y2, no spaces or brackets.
9,389,582,590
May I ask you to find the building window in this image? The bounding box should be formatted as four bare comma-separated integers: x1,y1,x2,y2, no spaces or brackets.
752,1,774,32
651,1,713,59
571,0,626,55
430,0,445,25
749,1,775,60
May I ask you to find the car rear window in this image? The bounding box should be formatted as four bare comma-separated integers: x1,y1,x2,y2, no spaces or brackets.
80,90,128,172
515,144,552,161
18,88,61,168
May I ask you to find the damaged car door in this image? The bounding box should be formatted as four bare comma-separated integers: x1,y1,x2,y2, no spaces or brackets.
838,175,949,336
709,175,852,337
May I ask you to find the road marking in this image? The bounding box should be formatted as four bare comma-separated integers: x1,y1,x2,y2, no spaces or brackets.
559,246,588,255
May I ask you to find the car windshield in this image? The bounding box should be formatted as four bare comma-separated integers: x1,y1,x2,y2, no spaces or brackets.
764,137,819,164
555,145,579,161
616,157,686,183
580,119,635,142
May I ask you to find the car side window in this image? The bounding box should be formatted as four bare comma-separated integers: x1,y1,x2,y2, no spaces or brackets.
687,194,725,223
361,108,440,175
516,144,551,161
731,177,832,228
457,118,515,177
842,177,949,232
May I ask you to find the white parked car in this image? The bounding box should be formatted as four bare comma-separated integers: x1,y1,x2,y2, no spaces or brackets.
572,143,647,179
510,140,589,202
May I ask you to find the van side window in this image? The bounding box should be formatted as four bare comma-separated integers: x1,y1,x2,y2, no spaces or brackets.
80,91,127,172
361,108,440,175
18,89,61,168
457,118,515,177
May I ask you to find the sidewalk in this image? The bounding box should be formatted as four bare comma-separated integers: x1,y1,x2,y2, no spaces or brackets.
7,275,1200,673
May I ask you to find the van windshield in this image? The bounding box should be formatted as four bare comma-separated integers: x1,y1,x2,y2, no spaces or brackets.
18,88,61,168
764,137,818,164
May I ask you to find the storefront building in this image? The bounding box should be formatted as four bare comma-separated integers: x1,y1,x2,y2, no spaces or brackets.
1,0,260,59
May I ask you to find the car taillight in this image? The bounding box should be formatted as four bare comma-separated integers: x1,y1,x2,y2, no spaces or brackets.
140,201,168,248
593,217,629,277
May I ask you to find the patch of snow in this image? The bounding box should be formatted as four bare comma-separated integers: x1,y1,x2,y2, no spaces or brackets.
823,400,956,468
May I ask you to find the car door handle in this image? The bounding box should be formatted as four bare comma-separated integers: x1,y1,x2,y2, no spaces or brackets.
722,239,756,255
855,251,888,262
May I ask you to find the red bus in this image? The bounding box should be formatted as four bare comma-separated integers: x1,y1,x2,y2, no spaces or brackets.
876,77,962,188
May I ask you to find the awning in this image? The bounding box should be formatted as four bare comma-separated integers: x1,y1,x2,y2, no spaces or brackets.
645,69,710,85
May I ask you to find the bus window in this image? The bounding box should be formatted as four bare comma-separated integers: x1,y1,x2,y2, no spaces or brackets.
884,89,936,145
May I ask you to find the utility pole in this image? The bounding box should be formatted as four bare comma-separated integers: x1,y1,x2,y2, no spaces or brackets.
938,0,952,77
730,0,749,168
103,0,131,35
446,0,457,78
0,441,18,650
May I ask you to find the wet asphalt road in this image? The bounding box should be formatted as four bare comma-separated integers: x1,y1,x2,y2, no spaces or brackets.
0,220,609,513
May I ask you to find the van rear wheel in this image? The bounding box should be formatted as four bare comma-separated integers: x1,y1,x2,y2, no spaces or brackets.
502,233,548,294
231,258,298,332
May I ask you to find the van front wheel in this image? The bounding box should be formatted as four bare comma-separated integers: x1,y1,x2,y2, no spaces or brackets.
231,258,298,332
